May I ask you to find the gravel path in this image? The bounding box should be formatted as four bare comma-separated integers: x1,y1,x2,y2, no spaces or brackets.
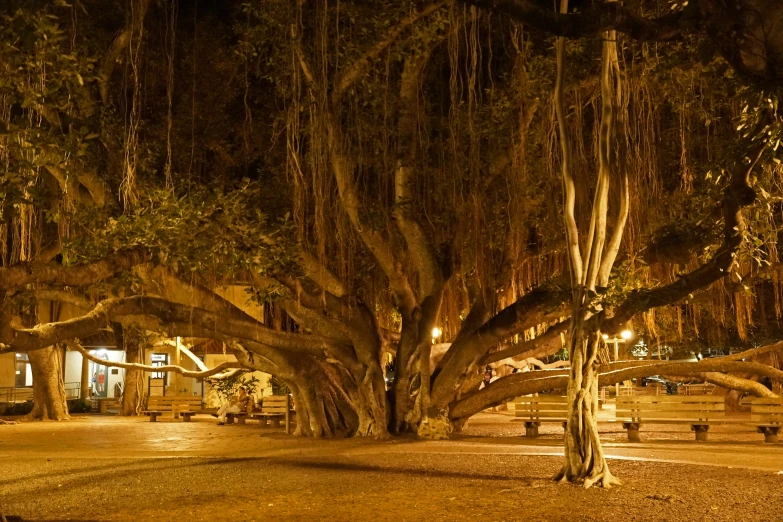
3,455,782,521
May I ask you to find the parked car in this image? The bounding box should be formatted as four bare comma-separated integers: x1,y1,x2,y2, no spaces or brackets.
639,375,681,395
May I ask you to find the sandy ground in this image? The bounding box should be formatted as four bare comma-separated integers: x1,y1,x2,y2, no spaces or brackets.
2,413,783,521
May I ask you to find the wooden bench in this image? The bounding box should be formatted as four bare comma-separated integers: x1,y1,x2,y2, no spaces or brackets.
677,383,716,396
615,396,739,442
750,398,783,443
98,398,122,414
512,395,568,438
143,396,204,422
249,395,292,434
225,412,247,425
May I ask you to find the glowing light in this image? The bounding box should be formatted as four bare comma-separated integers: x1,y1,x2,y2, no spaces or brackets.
431,327,442,339
620,329,633,340
15,353,21,358
602,334,609,340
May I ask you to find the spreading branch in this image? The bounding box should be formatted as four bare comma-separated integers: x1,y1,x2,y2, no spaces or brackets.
462,0,690,41
0,250,149,292
66,340,242,379
603,143,763,333
331,1,448,103
2,296,346,355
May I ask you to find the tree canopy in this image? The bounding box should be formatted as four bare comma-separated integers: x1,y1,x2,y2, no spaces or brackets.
2,0,783,482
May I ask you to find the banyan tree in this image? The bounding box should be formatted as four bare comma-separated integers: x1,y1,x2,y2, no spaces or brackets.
1,0,783,488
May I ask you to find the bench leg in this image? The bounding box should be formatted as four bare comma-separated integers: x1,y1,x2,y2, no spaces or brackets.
226,415,234,425
150,414,158,423
237,416,246,425
759,426,780,444
524,422,540,438
692,425,709,442
623,422,641,442
271,418,281,428
182,415,191,423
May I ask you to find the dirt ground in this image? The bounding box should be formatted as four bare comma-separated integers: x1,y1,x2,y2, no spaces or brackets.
2,413,783,521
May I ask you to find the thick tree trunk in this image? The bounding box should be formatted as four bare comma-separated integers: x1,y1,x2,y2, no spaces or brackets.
287,362,359,438
113,324,147,416
25,346,70,421
354,363,390,437
392,318,421,433
556,327,619,488
121,339,146,416
80,354,90,401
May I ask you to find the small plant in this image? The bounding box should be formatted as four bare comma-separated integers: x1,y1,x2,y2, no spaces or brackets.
270,375,291,396
206,373,260,404
67,398,93,413
2,401,34,416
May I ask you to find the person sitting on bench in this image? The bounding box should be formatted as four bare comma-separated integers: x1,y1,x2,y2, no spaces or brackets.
216,386,253,425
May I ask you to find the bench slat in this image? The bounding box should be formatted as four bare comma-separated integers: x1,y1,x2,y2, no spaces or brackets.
618,396,724,403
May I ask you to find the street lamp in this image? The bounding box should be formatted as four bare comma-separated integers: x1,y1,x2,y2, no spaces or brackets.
603,329,633,395
431,327,442,340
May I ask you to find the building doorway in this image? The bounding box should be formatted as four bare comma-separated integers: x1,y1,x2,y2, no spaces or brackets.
14,353,31,388
89,352,109,398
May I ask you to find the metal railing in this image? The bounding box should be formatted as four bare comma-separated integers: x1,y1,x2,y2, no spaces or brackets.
1,382,84,403
64,382,82,399
0,386,33,403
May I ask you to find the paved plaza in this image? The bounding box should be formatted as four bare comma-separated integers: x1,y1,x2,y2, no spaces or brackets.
2,413,783,521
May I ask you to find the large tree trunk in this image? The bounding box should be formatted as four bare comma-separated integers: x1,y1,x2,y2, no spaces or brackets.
237,347,362,438
121,337,146,416
556,326,619,488
25,346,70,421
286,362,359,438
113,324,147,416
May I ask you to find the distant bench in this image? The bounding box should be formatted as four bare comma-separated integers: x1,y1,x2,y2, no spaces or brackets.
226,395,293,434
96,398,122,414
750,398,783,443
617,385,665,397
143,396,203,422
511,395,568,438
677,384,716,396
615,396,743,442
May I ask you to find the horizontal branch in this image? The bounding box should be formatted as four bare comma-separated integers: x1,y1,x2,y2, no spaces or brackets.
603,143,763,333
480,320,567,366
332,0,447,103
464,0,690,41
450,350,783,419
0,250,149,292
431,287,569,408
66,340,242,379
2,296,347,356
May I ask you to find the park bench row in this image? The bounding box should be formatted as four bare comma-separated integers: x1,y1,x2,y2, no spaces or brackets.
509,395,783,443
616,384,716,396
142,395,294,434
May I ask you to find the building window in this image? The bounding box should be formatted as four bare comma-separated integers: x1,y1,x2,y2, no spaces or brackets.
150,353,169,384
14,353,30,388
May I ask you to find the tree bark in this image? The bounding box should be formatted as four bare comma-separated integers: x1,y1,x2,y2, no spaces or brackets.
556,327,619,488
119,327,147,416
25,345,70,421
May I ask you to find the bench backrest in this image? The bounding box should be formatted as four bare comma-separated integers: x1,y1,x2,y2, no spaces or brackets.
512,395,569,421
677,384,716,396
147,396,203,411
616,396,725,422
259,395,290,414
618,385,664,396
750,398,783,425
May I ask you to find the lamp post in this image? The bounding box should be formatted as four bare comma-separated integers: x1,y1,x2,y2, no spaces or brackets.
603,329,633,395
